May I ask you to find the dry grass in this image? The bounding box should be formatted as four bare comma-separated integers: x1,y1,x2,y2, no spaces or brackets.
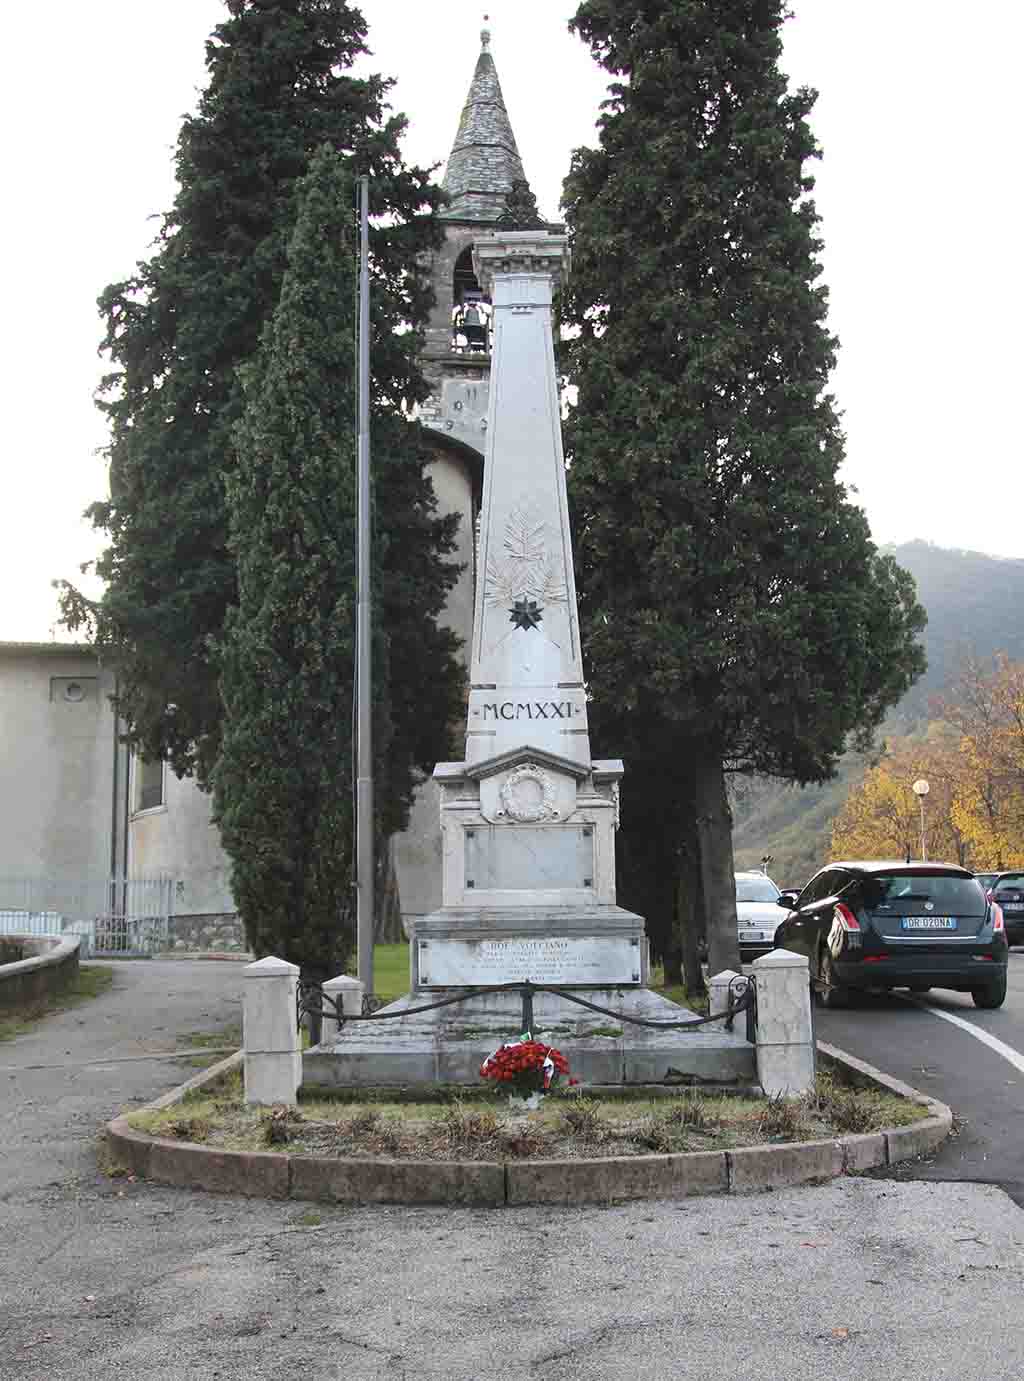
125,1069,928,1162
0,964,115,1042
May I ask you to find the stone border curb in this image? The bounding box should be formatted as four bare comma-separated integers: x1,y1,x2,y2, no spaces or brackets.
1,934,81,1011
105,1041,952,1206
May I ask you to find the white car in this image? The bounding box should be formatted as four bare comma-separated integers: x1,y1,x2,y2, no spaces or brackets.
735,871,782,961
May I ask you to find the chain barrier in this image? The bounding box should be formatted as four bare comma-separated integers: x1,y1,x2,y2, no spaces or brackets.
298,974,757,1042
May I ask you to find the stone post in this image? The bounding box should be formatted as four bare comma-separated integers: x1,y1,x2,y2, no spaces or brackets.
242,955,301,1106
707,969,741,1027
750,948,815,1097
321,973,365,1046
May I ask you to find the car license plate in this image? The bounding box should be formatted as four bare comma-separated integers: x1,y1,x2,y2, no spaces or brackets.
740,931,762,942
901,917,956,930
1003,902,1024,911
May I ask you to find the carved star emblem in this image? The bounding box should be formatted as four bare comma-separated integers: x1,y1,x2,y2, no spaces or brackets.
508,598,543,631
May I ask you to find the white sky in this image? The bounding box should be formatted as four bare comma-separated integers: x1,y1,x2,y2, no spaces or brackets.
2,0,1021,642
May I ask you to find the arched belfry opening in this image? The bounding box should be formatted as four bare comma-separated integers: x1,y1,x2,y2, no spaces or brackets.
453,245,483,306
451,246,491,353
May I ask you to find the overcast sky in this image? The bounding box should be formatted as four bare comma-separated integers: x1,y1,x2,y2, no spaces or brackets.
2,0,1020,643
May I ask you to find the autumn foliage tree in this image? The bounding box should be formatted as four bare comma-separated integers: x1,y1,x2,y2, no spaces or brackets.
830,729,970,866
940,655,1024,869
832,656,1024,870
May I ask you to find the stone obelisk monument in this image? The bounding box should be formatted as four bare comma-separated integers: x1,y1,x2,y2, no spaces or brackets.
410,231,647,999
306,230,757,1082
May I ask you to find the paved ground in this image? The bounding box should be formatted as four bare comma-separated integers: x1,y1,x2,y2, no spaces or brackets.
2,959,1024,1380
815,947,1024,1204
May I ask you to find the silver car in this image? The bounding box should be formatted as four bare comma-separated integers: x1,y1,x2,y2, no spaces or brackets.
736,871,782,961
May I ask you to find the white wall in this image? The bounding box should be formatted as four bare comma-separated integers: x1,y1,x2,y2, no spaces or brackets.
0,645,119,889
130,765,234,916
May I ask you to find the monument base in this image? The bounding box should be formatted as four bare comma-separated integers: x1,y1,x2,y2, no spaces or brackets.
304,901,755,1089
410,902,649,991
303,981,756,1091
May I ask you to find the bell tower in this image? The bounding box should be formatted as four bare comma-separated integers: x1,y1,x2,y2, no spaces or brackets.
419,19,549,460
394,21,553,931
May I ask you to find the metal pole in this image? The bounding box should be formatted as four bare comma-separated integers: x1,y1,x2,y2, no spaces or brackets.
356,174,374,999
520,982,534,1037
919,797,927,862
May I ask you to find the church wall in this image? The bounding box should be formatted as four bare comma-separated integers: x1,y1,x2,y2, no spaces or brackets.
391,443,478,930
129,767,235,920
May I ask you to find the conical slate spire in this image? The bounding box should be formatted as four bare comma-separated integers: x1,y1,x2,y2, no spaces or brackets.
442,27,538,222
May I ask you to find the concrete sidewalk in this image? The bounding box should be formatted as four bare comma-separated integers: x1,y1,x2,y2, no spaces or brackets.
0,958,242,1200
1,960,1023,1380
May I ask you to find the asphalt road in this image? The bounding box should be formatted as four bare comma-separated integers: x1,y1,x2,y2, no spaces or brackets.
1,958,1023,1380
814,947,1024,1204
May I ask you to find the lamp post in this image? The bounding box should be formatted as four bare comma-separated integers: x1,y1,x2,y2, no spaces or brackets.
912,779,930,861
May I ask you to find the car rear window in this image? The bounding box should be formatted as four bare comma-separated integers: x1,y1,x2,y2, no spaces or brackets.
865,873,986,916
736,876,780,903
994,874,1024,892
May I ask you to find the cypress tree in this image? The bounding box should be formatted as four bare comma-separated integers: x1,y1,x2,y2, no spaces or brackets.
562,0,926,980
62,0,451,788
214,145,462,983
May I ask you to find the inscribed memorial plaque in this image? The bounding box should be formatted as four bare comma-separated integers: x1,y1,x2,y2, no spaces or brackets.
418,935,639,987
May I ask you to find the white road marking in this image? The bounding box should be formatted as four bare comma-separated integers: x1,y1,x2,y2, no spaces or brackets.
915,1001,1024,1076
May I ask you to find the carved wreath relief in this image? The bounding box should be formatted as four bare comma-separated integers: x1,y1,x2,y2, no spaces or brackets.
498,764,559,822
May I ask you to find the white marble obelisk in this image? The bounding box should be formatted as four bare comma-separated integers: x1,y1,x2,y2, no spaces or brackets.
410,230,645,997
465,234,590,767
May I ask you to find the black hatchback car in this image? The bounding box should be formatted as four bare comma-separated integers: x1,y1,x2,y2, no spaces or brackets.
987,872,1024,946
773,861,1008,1009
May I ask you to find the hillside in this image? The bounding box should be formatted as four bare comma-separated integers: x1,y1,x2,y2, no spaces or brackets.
731,541,1024,885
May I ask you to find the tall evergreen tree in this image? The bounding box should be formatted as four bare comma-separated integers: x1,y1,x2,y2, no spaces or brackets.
61,0,449,787
562,0,926,980
214,145,462,984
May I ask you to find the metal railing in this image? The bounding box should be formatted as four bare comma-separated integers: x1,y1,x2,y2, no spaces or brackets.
0,878,174,956
299,974,756,1043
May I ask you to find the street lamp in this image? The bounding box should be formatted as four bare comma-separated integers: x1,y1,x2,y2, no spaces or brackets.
912,779,930,861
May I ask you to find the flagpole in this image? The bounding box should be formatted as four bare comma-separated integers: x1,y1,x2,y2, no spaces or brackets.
356,172,374,999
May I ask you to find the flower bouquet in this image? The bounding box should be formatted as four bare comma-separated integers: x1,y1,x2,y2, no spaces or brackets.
479,1033,574,1110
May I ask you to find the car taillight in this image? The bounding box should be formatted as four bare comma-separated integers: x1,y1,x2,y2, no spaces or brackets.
991,902,1005,934
835,902,860,932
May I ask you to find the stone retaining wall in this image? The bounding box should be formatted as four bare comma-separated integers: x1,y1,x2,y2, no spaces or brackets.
0,934,80,1011
165,913,247,954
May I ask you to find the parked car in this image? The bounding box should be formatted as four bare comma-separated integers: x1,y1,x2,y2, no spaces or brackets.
774,860,1008,1009
735,870,782,962
987,871,1024,946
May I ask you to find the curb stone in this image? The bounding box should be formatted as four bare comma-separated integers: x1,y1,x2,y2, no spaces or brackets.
104,1041,952,1206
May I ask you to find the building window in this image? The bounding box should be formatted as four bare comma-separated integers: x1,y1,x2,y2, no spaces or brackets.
135,755,165,812
50,676,98,703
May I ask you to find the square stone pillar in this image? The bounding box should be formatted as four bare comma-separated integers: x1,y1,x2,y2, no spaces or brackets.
708,969,742,1022
242,955,301,1106
750,948,815,1097
321,973,365,1045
